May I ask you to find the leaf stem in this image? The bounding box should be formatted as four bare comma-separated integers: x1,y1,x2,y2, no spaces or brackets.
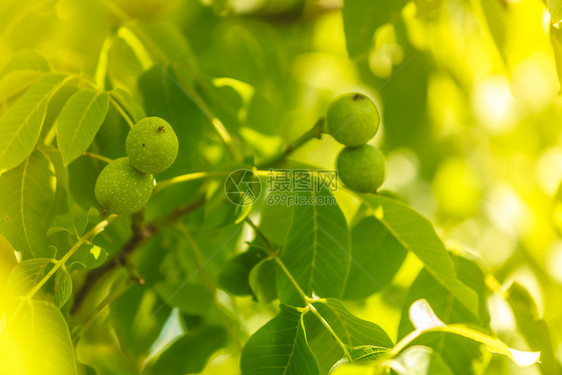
245,217,309,303
308,303,351,360
386,329,422,358
82,151,112,164
8,215,118,330
154,171,229,193
79,75,136,128
257,117,325,169
245,217,352,360
154,169,283,194
109,95,135,128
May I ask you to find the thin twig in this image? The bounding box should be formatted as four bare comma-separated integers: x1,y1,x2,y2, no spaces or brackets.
82,151,112,164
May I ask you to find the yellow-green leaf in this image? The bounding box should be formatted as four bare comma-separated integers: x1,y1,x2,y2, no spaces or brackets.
57,89,109,166
0,70,44,103
1,300,77,375
0,73,67,172
0,150,56,258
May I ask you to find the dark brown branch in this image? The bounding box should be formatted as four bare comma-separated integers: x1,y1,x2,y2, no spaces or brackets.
70,197,205,315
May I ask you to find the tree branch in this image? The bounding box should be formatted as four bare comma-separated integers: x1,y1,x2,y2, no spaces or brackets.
70,197,205,315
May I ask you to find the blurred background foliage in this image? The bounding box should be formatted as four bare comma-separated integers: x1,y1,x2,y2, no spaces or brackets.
1,0,562,374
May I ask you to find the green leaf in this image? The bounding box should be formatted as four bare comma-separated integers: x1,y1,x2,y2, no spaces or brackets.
109,88,146,123
479,0,508,64
240,304,319,375
144,325,227,375
70,244,108,270
54,267,72,308
330,345,453,375
0,70,44,103
154,282,215,315
1,300,77,375
137,22,191,64
259,199,293,245
219,247,268,296
397,255,491,372
0,150,56,258
507,282,562,375
358,195,479,317
4,258,52,297
391,346,454,375
0,49,51,77
277,189,351,306
49,205,100,238
342,0,408,59
344,216,407,300
110,284,172,356
406,299,541,368
334,345,389,366
549,0,562,24
249,258,277,303
0,73,68,172
551,25,562,91
107,37,145,93
397,266,486,374
0,234,17,290
306,298,393,374
57,89,109,166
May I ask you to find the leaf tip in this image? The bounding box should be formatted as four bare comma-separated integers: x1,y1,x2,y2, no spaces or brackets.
409,299,446,331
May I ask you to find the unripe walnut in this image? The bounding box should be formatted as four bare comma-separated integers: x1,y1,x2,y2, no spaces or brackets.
337,144,385,193
326,93,380,147
95,157,154,215
126,117,178,174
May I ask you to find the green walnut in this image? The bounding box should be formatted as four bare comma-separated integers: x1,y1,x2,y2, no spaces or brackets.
337,144,385,193
95,157,154,215
126,117,179,174
326,93,380,147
